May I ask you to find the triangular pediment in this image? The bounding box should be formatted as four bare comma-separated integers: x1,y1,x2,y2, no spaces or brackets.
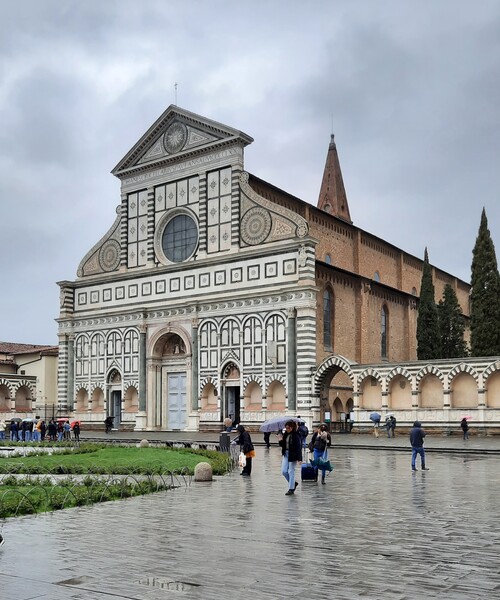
112,105,253,177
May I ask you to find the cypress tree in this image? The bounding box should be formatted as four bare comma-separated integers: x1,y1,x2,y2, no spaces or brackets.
438,284,468,358
417,248,441,359
470,208,500,356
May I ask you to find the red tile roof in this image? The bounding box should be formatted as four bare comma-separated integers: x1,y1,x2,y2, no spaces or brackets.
0,342,58,355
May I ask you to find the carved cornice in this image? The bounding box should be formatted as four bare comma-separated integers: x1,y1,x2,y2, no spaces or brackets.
59,290,315,332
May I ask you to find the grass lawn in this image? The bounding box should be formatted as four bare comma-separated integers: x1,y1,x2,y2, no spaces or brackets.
0,444,232,518
0,444,231,475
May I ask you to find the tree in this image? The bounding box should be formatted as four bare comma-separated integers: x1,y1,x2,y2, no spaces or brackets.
470,208,500,356
438,284,468,358
417,248,441,359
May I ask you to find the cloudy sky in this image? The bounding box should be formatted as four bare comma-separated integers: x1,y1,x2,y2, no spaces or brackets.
1,0,499,345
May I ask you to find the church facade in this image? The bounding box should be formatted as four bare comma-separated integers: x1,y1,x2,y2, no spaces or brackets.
57,106,499,432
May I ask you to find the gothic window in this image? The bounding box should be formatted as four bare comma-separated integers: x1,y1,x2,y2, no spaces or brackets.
220,319,240,347
199,321,219,369
90,333,105,376
374,271,381,282
323,288,334,350
110,331,123,356
381,305,388,359
265,314,286,365
325,254,331,265
124,329,139,373
243,316,263,366
75,334,90,377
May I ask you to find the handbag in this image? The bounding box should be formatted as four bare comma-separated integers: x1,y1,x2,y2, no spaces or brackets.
310,449,333,472
238,452,247,468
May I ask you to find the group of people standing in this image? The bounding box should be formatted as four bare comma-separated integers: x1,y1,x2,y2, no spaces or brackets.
0,419,80,442
234,420,333,496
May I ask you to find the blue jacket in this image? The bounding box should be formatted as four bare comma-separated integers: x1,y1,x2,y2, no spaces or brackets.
410,424,426,447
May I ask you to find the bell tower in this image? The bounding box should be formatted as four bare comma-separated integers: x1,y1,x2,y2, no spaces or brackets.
317,134,352,223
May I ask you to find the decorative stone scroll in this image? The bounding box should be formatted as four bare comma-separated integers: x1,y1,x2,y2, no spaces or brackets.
239,172,308,247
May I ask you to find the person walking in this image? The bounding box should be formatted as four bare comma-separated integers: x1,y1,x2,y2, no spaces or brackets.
233,425,255,476
263,431,271,448
0,419,5,441
297,418,309,450
410,421,429,471
40,420,47,442
279,420,302,495
309,424,332,484
460,418,469,441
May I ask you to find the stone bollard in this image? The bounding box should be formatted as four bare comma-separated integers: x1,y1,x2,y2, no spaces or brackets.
194,462,213,482
139,439,149,448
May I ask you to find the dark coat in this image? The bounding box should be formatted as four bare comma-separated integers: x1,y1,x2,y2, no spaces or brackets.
410,425,426,447
279,430,302,462
233,430,254,455
309,431,332,452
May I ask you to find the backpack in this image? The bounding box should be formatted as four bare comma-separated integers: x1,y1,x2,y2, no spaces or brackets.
298,424,309,438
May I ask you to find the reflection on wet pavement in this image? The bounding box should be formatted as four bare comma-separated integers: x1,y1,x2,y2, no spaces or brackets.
0,447,499,599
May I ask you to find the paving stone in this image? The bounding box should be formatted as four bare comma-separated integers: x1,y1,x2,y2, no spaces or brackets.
0,447,499,599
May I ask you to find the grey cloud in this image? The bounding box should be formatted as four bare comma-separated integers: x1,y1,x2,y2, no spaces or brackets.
1,0,499,343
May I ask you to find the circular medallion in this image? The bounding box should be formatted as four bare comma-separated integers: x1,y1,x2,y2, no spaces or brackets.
99,240,121,272
164,121,187,154
241,207,272,245
296,224,308,237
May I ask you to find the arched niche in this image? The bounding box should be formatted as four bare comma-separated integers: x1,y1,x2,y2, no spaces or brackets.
388,375,412,409
419,374,443,409
359,376,382,410
450,373,478,409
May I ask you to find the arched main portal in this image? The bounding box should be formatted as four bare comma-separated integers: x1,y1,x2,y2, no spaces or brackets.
149,329,191,430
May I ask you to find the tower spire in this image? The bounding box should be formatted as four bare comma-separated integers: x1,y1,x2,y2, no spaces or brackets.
317,134,352,223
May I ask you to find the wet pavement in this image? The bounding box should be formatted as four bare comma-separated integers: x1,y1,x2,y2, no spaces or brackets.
80,428,500,455
1,445,499,599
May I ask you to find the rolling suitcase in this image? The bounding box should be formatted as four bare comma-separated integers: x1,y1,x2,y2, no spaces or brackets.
301,462,317,482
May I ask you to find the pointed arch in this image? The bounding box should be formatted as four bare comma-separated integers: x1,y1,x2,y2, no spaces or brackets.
386,366,413,385
0,379,14,396
415,365,445,386
483,360,500,381
315,354,355,395
199,375,218,396
357,368,383,387
448,363,479,385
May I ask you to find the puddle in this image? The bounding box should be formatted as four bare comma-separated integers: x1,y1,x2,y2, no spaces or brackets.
138,576,201,591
